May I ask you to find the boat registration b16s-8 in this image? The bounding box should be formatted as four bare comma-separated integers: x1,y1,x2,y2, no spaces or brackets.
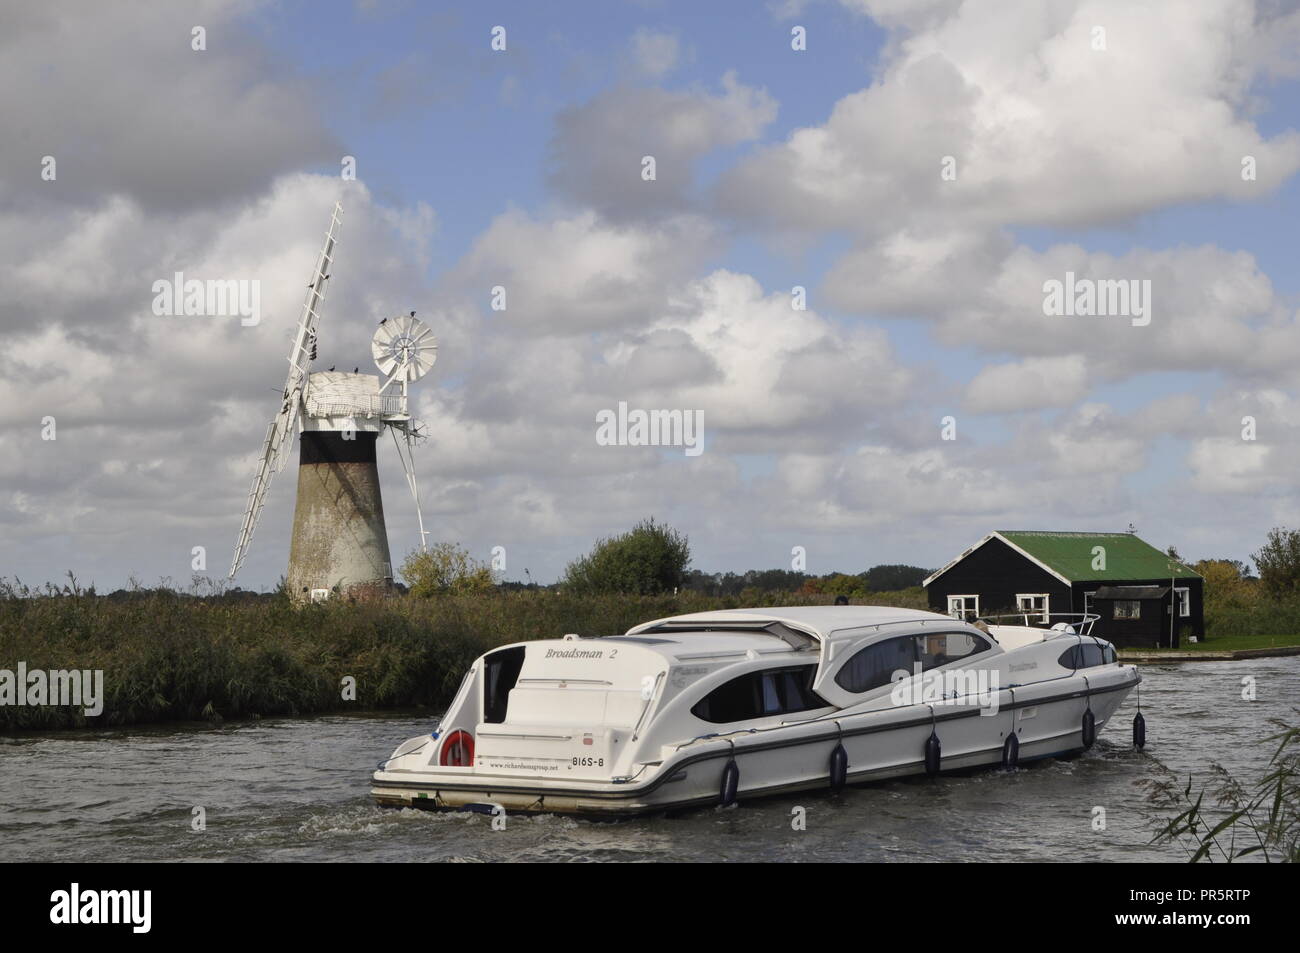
371,605,1142,817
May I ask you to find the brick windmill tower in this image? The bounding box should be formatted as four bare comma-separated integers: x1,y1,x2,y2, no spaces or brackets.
228,204,437,601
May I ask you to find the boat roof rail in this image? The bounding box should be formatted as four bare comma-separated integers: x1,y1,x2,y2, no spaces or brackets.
856,617,960,631
637,620,817,651
975,611,1099,637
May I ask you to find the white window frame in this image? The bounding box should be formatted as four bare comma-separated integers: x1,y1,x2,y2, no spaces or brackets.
1174,586,1190,618
1016,593,1050,623
1083,590,1095,616
947,594,979,620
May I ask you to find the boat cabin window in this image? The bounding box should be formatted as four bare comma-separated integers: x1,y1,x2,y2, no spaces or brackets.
482,646,525,724
916,631,991,669
691,664,825,724
835,632,993,694
1058,642,1116,669
835,636,916,693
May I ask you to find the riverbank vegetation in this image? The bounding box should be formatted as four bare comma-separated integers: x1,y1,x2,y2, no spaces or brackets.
5,522,1300,731
0,582,874,731
1147,721,1299,862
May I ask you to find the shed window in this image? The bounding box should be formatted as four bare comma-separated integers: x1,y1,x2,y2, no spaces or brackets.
947,594,979,621
691,665,825,724
1174,587,1190,618
1113,600,1141,620
1016,593,1049,623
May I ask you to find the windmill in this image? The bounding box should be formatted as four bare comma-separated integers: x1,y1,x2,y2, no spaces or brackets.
229,203,438,601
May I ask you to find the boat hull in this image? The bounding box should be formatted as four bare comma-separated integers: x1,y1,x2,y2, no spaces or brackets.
371,666,1140,817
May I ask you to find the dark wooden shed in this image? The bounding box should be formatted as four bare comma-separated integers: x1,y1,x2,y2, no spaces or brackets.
923,531,1203,648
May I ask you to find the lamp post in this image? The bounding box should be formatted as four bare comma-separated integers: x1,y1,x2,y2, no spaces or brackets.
1166,557,1178,649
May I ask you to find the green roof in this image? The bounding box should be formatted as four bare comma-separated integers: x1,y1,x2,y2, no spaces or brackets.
997,531,1200,583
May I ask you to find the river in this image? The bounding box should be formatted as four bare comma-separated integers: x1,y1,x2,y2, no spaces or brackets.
2,658,1295,862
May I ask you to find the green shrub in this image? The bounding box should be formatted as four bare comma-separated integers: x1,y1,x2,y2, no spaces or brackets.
563,518,691,595
400,542,495,596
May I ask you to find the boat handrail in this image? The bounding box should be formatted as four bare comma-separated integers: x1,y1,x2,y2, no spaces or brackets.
975,611,1100,638
838,617,982,633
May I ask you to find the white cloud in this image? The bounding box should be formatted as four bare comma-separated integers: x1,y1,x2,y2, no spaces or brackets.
550,71,777,218
450,209,721,335
0,1,338,211
1188,438,1274,493
720,0,1300,234
828,238,1299,387
629,28,681,78
966,356,1089,414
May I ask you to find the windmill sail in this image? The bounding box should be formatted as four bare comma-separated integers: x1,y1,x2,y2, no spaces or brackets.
371,315,437,554
229,203,343,580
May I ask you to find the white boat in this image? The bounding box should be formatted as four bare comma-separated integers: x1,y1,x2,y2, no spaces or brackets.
371,605,1142,817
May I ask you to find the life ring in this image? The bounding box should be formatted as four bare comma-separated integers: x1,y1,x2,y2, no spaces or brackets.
439,729,475,766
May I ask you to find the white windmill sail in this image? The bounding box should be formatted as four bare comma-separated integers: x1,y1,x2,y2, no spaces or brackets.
229,202,343,581
371,314,438,554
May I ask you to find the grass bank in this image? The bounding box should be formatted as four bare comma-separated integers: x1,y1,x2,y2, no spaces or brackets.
3,588,916,732
9,582,1293,731
1205,599,1300,641
1176,632,1300,652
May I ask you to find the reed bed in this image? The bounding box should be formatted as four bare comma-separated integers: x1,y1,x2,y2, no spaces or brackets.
4,582,1296,731
0,588,848,731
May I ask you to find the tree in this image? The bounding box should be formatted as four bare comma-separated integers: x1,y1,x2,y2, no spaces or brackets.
400,543,494,597
1193,558,1255,609
563,518,691,595
862,564,931,591
1253,528,1300,598
799,573,864,597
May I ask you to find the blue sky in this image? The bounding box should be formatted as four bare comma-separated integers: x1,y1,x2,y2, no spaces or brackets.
271,2,1292,454
3,0,1300,590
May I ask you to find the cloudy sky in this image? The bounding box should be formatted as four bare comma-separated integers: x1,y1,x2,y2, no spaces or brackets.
3,0,1300,591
